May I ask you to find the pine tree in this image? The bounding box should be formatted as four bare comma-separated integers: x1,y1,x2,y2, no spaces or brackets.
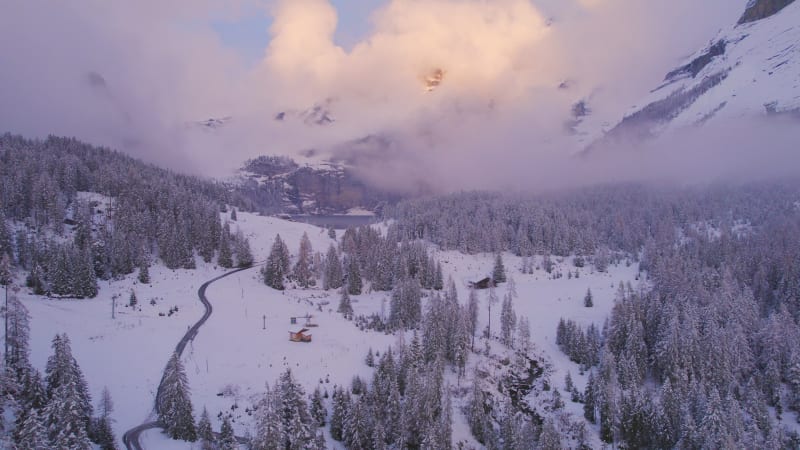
584,371,597,423
310,387,326,427
138,260,150,284
338,288,354,319
218,416,236,450
197,407,214,448
16,408,49,450
344,395,370,450
43,354,93,448
235,234,254,268
250,387,282,450
433,262,444,291
218,224,233,269
93,387,118,450
44,334,93,435
330,388,349,441
6,293,31,378
346,256,362,295
500,293,517,346
157,352,197,442
230,208,237,221
129,290,137,308
492,253,506,283
468,288,479,351
539,418,563,450
365,348,375,367
276,368,314,449
262,235,288,290
324,245,343,290
293,232,314,288
584,288,594,307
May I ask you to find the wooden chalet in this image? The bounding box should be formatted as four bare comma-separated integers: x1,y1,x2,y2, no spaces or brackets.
289,328,312,343
469,277,495,290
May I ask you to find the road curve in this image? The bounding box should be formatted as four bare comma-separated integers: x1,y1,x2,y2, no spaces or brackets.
123,263,262,450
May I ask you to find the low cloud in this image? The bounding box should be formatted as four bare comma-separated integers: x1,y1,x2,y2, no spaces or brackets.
4,0,794,192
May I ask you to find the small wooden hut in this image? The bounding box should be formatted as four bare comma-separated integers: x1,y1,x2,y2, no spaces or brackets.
469,277,495,290
289,328,312,343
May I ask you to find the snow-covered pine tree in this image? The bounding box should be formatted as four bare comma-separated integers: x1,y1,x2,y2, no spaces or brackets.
584,288,594,307
293,232,314,288
16,408,48,449
500,293,517,347
276,368,315,449
493,253,506,283
433,261,444,291
343,394,370,449
329,387,349,441
467,288,479,351
92,386,118,450
324,245,343,290
234,231,254,268
44,334,93,432
196,407,214,449
310,387,326,427
157,352,197,442
250,387,282,450
539,418,563,450
262,235,288,290
338,287,354,319
129,290,137,308
218,223,233,268
138,260,150,284
6,293,31,379
43,337,93,449
218,416,236,450
346,256,362,295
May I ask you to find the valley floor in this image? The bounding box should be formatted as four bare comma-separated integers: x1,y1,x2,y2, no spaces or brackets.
11,210,639,449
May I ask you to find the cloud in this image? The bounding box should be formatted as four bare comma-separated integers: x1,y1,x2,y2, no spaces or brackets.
4,0,793,192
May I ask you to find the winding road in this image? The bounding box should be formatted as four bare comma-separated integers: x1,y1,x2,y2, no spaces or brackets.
123,264,261,450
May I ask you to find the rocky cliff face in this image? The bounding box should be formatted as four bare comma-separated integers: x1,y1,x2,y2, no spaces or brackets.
739,0,796,24
238,155,399,215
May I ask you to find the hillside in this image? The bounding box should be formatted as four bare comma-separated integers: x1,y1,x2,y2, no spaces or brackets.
582,0,799,147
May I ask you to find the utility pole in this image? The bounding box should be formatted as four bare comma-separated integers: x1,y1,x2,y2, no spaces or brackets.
263,315,266,330
111,294,117,319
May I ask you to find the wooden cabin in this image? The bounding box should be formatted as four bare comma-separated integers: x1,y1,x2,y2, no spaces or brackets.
289,328,312,343
469,277,495,290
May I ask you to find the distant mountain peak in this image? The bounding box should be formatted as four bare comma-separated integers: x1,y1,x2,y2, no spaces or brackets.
194,116,232,131
275,100,335,126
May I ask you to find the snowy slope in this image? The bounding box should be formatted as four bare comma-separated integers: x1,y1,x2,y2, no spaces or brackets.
582,0,800,145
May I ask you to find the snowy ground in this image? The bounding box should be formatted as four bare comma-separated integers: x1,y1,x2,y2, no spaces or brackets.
12,209,639,449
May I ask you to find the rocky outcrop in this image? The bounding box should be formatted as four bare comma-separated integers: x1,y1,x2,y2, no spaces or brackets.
665,40,726,81
738,0,796,24
238,156,399,215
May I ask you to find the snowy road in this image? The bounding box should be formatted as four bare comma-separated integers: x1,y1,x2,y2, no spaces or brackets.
123,264,261,450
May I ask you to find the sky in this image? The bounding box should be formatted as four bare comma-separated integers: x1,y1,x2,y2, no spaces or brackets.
3,0,794,192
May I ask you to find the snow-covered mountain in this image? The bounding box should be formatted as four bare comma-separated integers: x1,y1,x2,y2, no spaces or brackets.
583,0,800,147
